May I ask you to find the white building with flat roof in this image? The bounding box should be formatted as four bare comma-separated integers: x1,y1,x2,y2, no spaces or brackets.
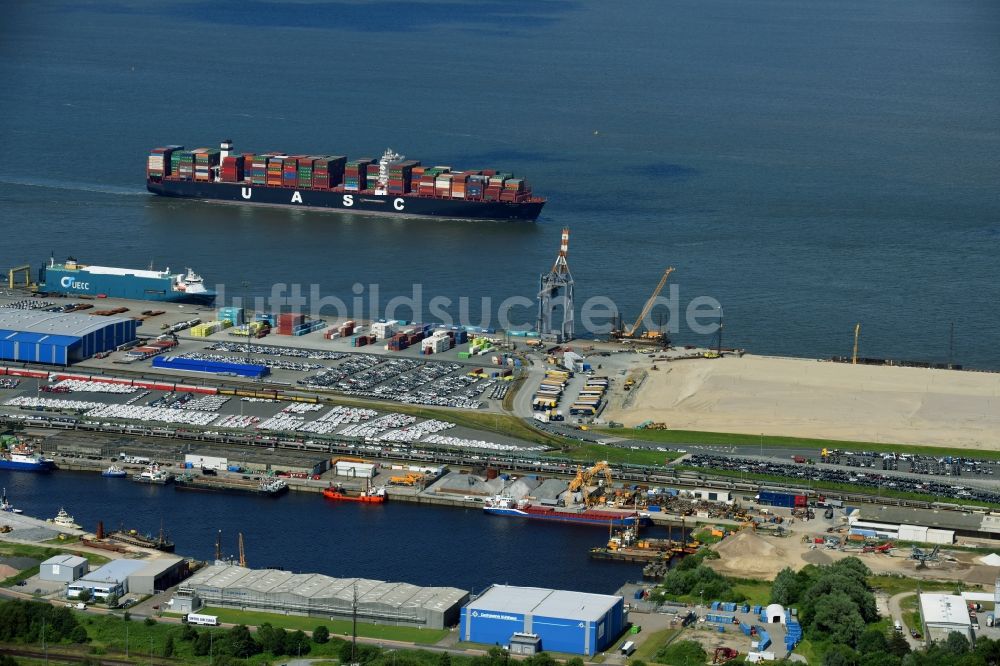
920,593,973,645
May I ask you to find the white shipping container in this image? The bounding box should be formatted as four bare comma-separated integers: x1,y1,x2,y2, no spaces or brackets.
334,462,376,478
186,454,228,471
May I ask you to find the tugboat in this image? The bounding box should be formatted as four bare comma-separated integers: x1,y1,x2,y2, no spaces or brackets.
322,480,387,504
102,464,128,478
49,508,81,530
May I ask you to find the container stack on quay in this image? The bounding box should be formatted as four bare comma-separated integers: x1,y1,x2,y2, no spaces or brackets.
758,490,809,509
190,320,233,338
217,307,245,327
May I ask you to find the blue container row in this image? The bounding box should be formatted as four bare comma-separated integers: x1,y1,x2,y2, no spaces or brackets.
152,355,269,379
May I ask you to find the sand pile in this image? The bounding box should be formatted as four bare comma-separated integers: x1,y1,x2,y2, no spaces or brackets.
709,530,789,579
604,355,1000,449
978,553,1000,566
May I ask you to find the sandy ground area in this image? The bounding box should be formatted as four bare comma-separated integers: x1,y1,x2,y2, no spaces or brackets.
604,354,1000,449
706,528,1000,587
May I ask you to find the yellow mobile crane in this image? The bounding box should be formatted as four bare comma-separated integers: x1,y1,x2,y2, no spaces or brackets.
612,267,675,344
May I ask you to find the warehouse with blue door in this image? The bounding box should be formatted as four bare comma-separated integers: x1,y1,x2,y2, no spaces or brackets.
460,585,625,656
0,308,137,365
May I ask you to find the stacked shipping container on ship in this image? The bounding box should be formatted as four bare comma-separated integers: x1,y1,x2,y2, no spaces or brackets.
344,159,375,192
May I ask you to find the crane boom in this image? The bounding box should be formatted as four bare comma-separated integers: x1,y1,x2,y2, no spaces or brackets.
238,532,247,568
626,267,675,337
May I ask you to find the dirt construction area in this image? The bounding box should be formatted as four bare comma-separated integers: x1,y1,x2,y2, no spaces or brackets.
602,354,1000,449
707,528,1000,587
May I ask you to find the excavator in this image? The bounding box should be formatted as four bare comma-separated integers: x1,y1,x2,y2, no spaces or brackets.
611,267,675,345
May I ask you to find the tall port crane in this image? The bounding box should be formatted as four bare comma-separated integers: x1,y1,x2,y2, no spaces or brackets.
613,267,675,344
568,461,613,493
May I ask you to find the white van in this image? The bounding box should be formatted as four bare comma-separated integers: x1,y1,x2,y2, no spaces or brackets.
894,621,903,632
620,641,636,656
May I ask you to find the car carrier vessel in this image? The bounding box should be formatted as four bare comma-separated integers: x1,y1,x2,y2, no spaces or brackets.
146,140,545,221
39,257,216,305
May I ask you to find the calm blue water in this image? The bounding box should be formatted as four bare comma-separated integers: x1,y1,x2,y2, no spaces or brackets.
0,1,998,366
0,470,647,594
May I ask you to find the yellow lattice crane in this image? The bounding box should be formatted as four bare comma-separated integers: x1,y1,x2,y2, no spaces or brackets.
613,267,675,343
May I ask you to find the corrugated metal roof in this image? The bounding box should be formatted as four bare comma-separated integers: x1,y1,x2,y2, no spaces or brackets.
0,308,131,338
920,593,972,626
183,564,467,611
857,505,984,531
80,559,147,583
42,555,89,568
467,585,621,623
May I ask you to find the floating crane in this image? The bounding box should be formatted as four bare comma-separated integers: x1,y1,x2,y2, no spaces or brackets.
612,267,675,345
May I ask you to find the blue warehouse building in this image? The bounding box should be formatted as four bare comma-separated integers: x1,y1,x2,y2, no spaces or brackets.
0,308,137,365
460,585,626,656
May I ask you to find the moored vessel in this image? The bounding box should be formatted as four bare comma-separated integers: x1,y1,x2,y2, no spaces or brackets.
39,256,216,305
147,140,545,222
322,482,386,504
49,507,81,530
174,475,289,497
107,525,175,552
483,495,646,527
102,464,127,478
133,463,174,485
0,443,54,472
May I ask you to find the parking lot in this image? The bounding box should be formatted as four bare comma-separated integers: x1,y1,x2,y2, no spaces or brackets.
0,379,540,453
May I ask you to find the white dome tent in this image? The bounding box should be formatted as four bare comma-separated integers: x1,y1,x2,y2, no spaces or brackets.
766,603,786,624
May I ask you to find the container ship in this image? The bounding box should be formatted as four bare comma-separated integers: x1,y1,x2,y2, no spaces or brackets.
0,444,54,472
146,140,545,222
39,257,216,305
483,496,647,527
175,475,289,497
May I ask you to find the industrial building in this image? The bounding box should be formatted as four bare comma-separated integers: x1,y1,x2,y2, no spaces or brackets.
460,585,626,656
920,593,974,645
178,564,468,629
68,559,147,600
848,506,986,544
39,555,89,583
128,557,187,595
0,308,137,365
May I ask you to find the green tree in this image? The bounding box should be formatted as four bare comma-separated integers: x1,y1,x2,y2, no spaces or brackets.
163,635,175,658
180,623,198,641
193,631,212,657
69,625,89,643
822,644,859,666
811,591,866,647
886,632,911,657
859,652,901,666
225,624,261,658
566,658,585,666
286,630,311,656
76,589,92,603
256,623,287,656
313,625,330,644
942,632,970,656
771,567,801,605
104,593,119,609
857,628,890,655
655,640,707,666
438,652,452,666
143,617,156,627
